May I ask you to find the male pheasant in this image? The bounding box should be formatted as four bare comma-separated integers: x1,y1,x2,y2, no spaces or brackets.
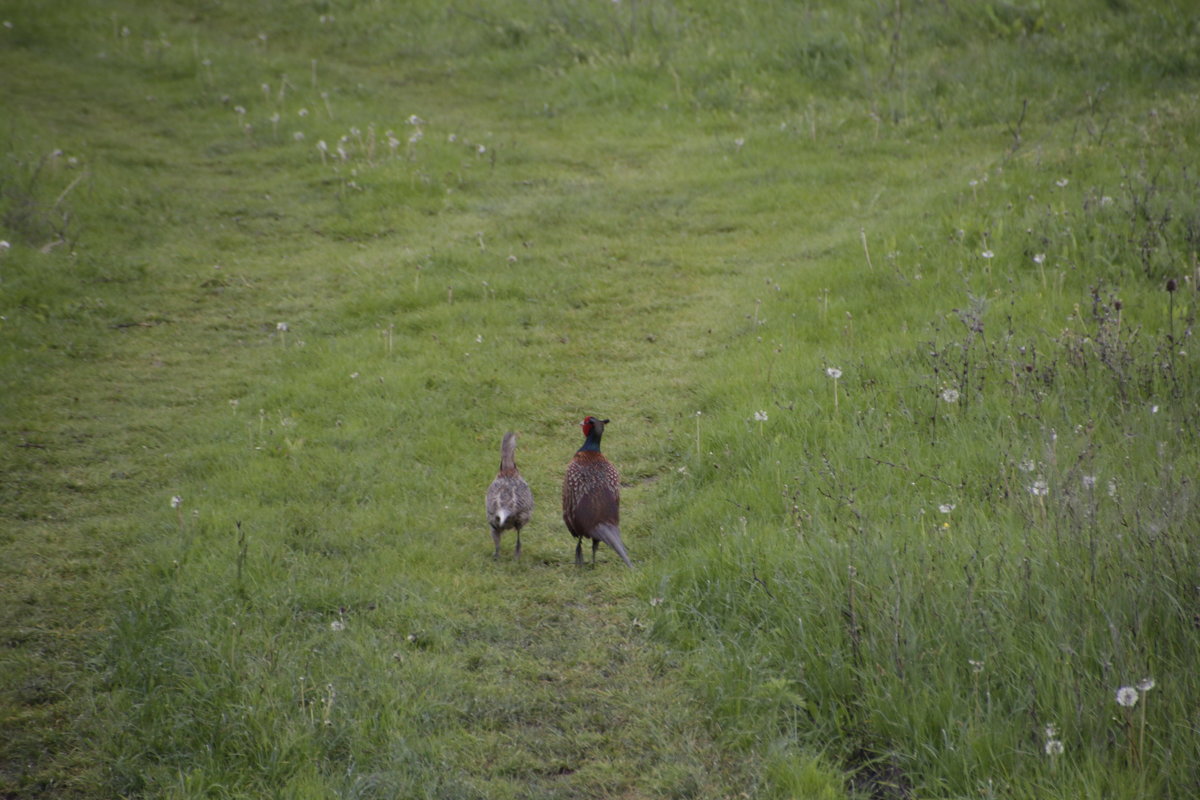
562,416,632,567
485,432,533,560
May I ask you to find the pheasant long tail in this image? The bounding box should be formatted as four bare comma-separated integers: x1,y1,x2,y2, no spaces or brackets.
592,522,632,567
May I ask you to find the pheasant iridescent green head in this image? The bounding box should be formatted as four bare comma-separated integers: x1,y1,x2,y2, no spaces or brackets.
581,416,609,436
579,416,609,451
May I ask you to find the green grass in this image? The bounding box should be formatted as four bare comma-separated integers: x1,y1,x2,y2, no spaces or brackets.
3,0,1199,797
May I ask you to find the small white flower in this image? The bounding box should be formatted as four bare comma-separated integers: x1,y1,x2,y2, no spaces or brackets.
350,372,359,379
1101,195,1114,206
1116,686,1139,707
1033,253,1046,265
825,367,842,380
293,131,305,141
734,137,745,149
408,130,423,144
968,659,984,673
0,240,10,251
1137,678,1155,692
1044,723,1058,739
650,597,663,606
475,334,483,344
298,108,309,117
234,105,246,115
1029,479,1049,497
477,144,486,155
170,495,183,509
407,114,425,126
754,410,768,423
941,388,960,403
1044,739,1064,756
317,140,328,152
1056,177,1069,188
938,504,955,514
277,322,289,332
448,133,457,143
1151,404,1159,413
329,619,346,631
1082,475,1096,490
1107,478,1118,497
981,249,994,259
1018,458,1036,473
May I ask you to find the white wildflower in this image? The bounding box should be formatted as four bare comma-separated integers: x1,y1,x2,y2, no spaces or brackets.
941,388,960,403
1137,678,1155,692
170,495,183,509
938,504,955,514
825,367,842,380
1029,479,1049,497
1116,686,1139,707
753,410,768,423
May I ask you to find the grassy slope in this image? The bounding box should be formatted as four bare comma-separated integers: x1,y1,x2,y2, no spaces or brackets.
2,1,1199,798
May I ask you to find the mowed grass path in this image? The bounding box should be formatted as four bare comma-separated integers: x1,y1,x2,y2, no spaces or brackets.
0,12,923,797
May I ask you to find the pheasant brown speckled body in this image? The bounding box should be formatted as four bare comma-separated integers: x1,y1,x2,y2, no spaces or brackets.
485,432,533,560
562,416,632,567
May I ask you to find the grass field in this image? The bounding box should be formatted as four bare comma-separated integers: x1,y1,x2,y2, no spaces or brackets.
3,1,1199,797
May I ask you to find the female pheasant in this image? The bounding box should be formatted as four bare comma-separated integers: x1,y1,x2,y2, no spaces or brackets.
485,432,533,560
562,416,632,567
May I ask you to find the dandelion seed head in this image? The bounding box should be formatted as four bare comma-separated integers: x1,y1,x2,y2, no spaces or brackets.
1044,739,1064,756
941,388,960,403
170,495,183,509
754,410,768,422
293,131,305,141
330,619,346,631
1018,458,1036,473
1033,253,1046,265
938,503,955,514
981,249,994,259
825,367,842,380
277,321,289,332
1082,475,1096,490
1137,678,1155,692
1056,177,1069,188
1029,479,1049,497
1116,686,1139,707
